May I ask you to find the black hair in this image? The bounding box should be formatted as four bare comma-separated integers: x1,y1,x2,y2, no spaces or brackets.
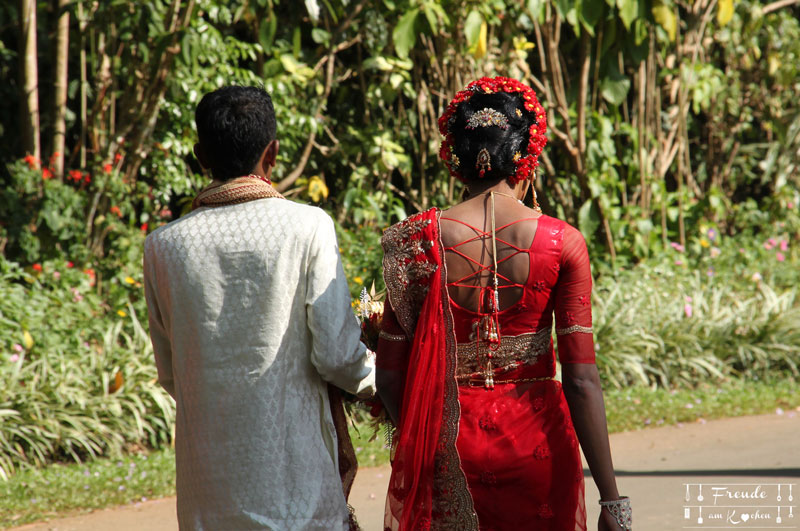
195,86,277,181
450,91,536,183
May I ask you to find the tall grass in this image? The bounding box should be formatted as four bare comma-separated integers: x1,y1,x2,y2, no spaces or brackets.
593,260,800,388
0,261,173,479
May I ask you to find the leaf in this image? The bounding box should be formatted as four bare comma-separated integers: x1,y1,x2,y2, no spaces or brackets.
393,8,419,59
311,28,330,45
600,69,631,105
305,0,321,22
464,10,483,51
473,21,488,59
717,0,734,26
581,0,604,34
307,175,329,202
108,371,124,394
527,0,546,20
652,0,676,42
617,0,637,30
578,199,601,240
259,16,277,50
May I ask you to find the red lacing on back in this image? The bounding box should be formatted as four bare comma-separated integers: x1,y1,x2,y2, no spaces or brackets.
440,217,538,292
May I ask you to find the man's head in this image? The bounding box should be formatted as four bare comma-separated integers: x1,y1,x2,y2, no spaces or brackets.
194,86,278,181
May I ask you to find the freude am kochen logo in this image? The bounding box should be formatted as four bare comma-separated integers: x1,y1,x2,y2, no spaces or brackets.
683,483,796,527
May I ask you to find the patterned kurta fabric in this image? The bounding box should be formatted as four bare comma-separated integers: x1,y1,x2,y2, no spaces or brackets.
143,198,375,530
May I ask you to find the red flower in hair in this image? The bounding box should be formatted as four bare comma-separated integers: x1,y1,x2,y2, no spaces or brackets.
438,76,547,185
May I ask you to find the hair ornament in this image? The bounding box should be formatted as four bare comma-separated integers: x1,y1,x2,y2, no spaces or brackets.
476,148,492,178
513,151,522,162
451,152,461,169
466,108,509,130
438,76,547,185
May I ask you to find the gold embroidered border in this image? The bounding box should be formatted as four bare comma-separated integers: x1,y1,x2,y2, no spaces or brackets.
455,327,552,378
555,324,593,335
431,210,479,530
378,330,408,342
381,213,438,339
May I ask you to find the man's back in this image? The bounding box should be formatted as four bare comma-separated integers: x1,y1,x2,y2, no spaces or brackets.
144,198,373,530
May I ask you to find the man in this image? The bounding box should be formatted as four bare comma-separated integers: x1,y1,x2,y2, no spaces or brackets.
143,85,374,530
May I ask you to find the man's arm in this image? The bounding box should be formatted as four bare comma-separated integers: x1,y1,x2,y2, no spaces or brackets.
143,237,175,398
305,213,375,397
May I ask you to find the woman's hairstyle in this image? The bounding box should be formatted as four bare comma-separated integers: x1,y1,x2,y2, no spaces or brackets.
438,77,547,185
195,86,277,181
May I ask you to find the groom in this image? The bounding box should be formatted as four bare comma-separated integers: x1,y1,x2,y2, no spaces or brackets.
143,86,374,530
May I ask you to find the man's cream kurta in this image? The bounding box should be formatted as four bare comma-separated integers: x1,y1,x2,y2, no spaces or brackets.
143,198,375,530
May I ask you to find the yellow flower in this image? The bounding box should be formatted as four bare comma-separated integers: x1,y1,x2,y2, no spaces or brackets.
354,276,363,284
23,330,34,349
117,310,127,318
124,276,135,285
700,238,710,248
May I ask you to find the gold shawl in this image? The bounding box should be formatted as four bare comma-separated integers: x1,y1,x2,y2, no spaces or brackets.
192,176,284,210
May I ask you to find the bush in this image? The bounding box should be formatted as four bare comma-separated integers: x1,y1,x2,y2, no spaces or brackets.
0,258,172,480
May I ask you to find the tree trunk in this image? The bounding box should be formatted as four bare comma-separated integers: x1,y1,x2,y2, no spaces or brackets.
19,0,41,164
52,0,70,179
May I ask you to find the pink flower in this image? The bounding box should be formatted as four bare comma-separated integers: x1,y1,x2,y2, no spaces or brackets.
670,242,685,252
710,247,721,258
685,296,693,303
776,252,785,262
764,238,777,250
9,354,20,363
780,240,788,251
684,304,693,318
52,271,60,280
788,201,795,209
674,260,683,266
13,344,23,352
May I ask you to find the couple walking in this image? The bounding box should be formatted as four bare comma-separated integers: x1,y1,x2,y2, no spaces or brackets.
143,80,630,530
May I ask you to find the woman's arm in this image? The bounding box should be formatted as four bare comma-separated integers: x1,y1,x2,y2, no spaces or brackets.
556,225,628,530
562,363,619,500
375,301,411,426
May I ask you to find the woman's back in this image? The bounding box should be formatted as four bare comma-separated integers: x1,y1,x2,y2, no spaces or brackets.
440,194,541,313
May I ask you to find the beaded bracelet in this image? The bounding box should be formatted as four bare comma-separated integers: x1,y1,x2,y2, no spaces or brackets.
599,496,632,530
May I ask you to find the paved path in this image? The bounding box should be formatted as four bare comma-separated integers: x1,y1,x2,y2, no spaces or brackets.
11,412,800,531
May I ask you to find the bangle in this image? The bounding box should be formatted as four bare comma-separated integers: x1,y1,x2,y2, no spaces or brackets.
599,496,631,530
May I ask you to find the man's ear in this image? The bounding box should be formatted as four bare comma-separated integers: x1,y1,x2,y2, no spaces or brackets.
194,143,210,170
261,139,279,171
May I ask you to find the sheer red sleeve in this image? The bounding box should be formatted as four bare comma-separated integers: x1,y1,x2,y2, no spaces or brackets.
554,225,596,364
376,300,411,372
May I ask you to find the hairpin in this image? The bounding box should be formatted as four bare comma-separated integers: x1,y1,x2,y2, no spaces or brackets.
476,148,492,177
467,108,509,130
515,108,523,117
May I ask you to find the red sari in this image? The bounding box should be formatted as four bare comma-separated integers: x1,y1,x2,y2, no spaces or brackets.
378,208,594,531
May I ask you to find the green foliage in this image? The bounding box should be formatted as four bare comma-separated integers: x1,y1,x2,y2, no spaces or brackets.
592,218,800,388
0,257,172,480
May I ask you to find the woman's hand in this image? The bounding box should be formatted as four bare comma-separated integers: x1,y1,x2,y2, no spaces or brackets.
598,506,627,530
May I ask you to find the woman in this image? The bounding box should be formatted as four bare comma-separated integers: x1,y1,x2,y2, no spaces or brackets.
376,77,630,531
